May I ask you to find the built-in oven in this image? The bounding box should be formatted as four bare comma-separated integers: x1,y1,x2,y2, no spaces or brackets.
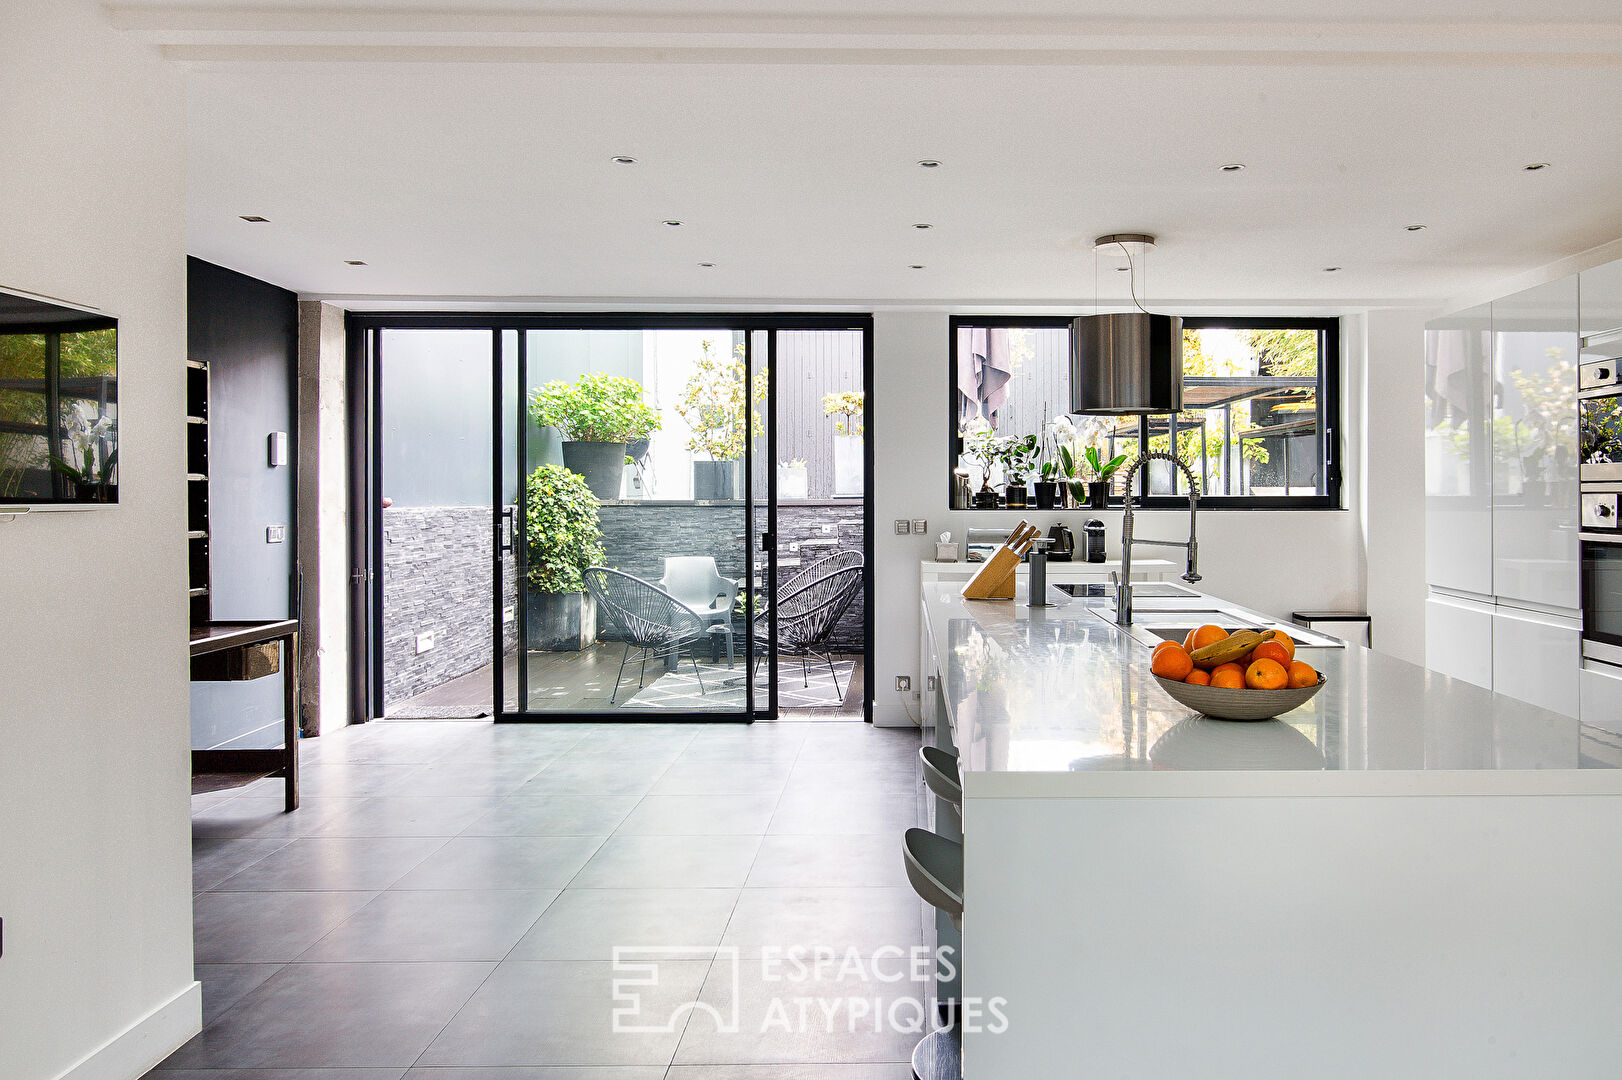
1580,354,1622,483
1581,514,1622,664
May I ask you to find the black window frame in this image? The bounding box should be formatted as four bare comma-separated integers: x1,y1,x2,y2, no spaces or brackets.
947,314,1342,511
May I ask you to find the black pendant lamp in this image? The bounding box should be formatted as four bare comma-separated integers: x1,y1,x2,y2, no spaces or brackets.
1071,234,1183,415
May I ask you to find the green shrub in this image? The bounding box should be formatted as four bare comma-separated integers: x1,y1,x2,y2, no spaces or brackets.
530,373,660,443
525,464,606,593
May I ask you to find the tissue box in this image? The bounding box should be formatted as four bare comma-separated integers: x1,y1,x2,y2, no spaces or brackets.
934,542,959,562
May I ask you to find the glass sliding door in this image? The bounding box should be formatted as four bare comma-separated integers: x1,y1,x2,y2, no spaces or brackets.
503,325,756,719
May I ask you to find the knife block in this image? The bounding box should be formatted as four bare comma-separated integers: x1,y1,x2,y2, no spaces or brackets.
960,520,1034,600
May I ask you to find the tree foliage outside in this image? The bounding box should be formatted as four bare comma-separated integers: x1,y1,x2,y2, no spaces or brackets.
677,339,766,462
0,327,117,497
525,463,605,594
529,372,660,443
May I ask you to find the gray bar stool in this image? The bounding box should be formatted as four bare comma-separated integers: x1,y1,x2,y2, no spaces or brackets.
919,745,962,807
904,827,964,931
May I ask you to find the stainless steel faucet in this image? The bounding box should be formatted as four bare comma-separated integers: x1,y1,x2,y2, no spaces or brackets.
1115,451,1201,625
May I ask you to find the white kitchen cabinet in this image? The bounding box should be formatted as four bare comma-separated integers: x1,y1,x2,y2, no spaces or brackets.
1580,258,1622,341
1580,660,1622,735
1424,304,1494,596
1491,604,1581,718
1491,278,1580,613
1425,591,1494,690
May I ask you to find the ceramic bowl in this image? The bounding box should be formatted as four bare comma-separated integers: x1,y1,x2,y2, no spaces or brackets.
1152,673,1327,721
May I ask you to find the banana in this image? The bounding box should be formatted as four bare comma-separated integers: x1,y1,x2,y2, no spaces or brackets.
1190,629,1274,670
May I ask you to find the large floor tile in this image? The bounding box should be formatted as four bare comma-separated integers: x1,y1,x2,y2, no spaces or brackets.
784,761,918,795
795,728,919,765
389,760,553,796
160,962,494,1069
191,797,356,841
649,762,795,796
417,960,708,1067
459,795,641,837
193,963,285,1025
289,763,430,798
391,836,604,890
767,791,917,836
671,957,923,1066
310,796,506,838
616,794,781,836
568,834,763,889
744,835,910,889
516,757,673,797
507,888,739,961
297,889,558,962
665,1067,912,1079
719,887,925,959
194,890,378,963
211,837,446,892
403,1069,663,1079
155,1070,406,1079
192,838,296,892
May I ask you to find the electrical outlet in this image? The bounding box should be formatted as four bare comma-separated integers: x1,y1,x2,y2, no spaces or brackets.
926,675,938,692
912,519,927,535
266,525,285,544
502,605,515,624
895,675,912,692
822,524,835,534
415,631,435,654
894,519,911,535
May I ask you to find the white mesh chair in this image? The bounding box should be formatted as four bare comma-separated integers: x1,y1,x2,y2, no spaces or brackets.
659,556,741,667
583,566,711,704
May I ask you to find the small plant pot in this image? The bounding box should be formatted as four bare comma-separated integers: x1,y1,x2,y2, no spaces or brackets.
1004,485,1029,509
526,591,598,652
973,490,999,510
693,460,738,501
1033,481,1062,509
1088,481,1111,509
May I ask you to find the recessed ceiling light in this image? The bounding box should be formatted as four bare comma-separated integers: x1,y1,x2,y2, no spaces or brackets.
239,215,270,223
913,223,934,230
698,262,715,268
663,220,683,227
1524,161,1551,171
916,160,941,169
344,259,367,266
1324,266,1343,272
909,264,926,270
1219,163,1246,172
612,156,638,165
1405,223,1428,232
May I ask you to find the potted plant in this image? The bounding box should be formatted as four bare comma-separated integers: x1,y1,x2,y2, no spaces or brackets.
778,457,809,500
1035,414,1073,509
524,463,607,651
823,390,865,497
530,373,660,501
1000,433,1039,508
1082,445,1130,508
959,417,1001,508
677,340,764,501
50,412,117,502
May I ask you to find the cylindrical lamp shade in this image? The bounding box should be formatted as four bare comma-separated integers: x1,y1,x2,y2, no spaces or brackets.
1070,313,1183,414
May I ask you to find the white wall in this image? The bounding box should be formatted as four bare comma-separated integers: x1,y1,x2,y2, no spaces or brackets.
0,3,197,1079
873,309,1378,725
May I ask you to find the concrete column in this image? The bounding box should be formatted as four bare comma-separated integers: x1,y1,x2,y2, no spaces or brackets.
297,301,350,736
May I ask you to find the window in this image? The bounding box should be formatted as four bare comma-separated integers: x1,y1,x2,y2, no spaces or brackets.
948,316,1340,509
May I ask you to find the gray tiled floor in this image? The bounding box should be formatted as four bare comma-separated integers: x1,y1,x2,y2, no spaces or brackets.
152,719,925,1079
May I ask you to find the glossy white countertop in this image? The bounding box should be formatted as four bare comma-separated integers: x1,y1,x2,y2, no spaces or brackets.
922,581,1622,798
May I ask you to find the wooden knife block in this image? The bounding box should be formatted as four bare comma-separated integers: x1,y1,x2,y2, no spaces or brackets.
961,520,1033,600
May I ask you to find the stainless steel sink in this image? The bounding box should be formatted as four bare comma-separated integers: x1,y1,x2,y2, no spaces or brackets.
1088,605,1347,650
1055,581,1202,600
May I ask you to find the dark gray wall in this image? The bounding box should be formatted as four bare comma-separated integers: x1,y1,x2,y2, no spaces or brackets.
187,257,298,750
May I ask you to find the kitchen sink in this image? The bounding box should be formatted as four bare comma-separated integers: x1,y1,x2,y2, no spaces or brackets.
1055,581,1202,599
1086,605,1347,650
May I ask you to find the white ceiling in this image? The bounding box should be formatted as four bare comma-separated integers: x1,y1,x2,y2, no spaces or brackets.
107,2,1622,307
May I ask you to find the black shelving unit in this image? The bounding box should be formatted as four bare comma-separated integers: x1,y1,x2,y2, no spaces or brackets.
186,359,211,625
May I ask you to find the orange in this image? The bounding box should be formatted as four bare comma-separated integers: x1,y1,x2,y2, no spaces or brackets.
1287,660,1319,689
1209,662,1246,689
1186,624,1229,655
1271,631,1297,664
1151,643,1193,681
1250,640,1291,668
1245,657,1288,690
1152,640,1182,660
1183,668,1212,686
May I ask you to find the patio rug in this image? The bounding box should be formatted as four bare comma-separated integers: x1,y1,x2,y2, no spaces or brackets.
385,703,493,719
625,660,854,711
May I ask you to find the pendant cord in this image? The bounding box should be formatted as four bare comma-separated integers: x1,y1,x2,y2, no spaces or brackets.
1113,240,1152,316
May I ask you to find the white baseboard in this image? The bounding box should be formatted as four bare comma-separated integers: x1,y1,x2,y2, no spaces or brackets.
54,980,200,1080
872,700,920,728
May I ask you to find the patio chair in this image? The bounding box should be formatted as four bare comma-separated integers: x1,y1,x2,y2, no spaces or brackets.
752,563,864,702
780,548,864,596
658,556,741,667
583,566,711,704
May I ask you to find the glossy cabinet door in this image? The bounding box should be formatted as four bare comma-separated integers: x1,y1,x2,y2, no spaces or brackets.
1580,257,1622,342
1491,605,1580,718
1580,661,1622,735
1491,278,1580,612
1425,592,1493,689
1424,304,1494,595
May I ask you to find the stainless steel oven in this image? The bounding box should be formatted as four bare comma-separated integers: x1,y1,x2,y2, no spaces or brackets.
1582,518,1622,664
1580,356,1622,483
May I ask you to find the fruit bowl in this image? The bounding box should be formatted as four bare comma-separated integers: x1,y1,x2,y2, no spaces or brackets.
1152,672,1327,721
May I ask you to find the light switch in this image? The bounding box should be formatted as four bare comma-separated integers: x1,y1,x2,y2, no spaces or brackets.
912,519,927,535
266,525,285,544
267,431,289,467
894,520,911,535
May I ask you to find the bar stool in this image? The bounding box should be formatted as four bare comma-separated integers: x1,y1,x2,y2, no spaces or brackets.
919,745,962,807
904,827,963,931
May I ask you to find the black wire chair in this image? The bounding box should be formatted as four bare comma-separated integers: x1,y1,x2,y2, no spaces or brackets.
583,566,711,704
752,564,864,702
780,548,864,596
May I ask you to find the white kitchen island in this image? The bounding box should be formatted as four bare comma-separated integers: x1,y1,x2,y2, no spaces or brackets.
920,580,1622,1079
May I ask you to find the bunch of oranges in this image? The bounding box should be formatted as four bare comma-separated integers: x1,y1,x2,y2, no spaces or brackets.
1149,625,1319,691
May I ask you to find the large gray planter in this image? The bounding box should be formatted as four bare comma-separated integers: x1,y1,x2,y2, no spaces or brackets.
526,590,598,652
693,460,737,501
561,440,628,501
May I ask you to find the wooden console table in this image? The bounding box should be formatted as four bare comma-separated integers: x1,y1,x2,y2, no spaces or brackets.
190,620,300,812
